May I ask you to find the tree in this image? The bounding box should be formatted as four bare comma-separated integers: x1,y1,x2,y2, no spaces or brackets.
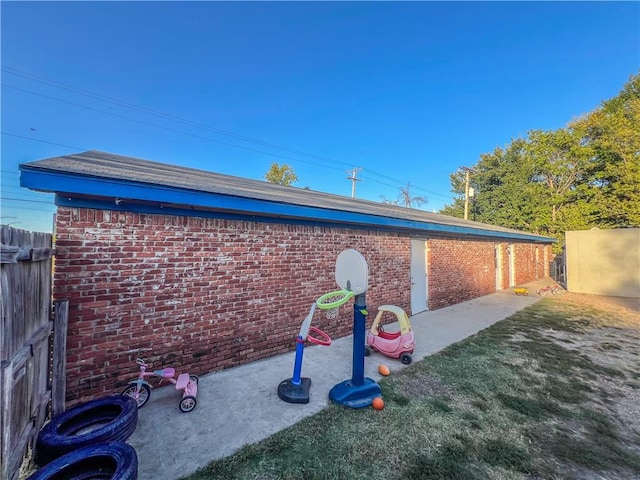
442,130,593,245
440,72,640,250
441,139,545,230
265,163,298,186
524,127,593,234
572,73,640,227
381,182,428,208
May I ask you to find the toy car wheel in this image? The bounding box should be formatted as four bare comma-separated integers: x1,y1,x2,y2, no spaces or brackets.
189,374,199,385
27,441,137,480
180,395,197,413
364,346,371,357
400,353,412,365
121,383,151,408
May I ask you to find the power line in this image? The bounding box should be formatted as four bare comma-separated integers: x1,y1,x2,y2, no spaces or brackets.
5,126,454,203
1,197,54,204
3,67,354,169
0,204,55,212
4,68,454,200
359,173,452,202
3,84,350,173
4,67,351,166
2,66,455,203
1,132,88,151
0,190,54,200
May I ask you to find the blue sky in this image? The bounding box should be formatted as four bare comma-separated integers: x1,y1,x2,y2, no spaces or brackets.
2,1,639,233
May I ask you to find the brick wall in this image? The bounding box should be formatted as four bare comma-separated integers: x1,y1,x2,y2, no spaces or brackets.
427,237,497,309
54,207,548,404
53,207,411,404
426,238,550,308
513,243,544,284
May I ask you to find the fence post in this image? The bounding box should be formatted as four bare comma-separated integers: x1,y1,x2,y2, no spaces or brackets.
52,299,69,417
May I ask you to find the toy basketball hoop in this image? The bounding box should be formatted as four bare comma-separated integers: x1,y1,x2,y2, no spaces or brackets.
325,249,382,408
317,249,369,318
316,289,355,319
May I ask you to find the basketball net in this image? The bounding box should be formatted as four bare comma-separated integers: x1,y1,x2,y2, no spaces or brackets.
325,306,339,320
316,290,353,319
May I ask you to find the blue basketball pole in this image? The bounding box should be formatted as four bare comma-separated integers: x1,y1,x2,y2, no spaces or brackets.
278,305,317,404
277,335,312,403
351,294,367,385
329,292,381,408
291,337,305,385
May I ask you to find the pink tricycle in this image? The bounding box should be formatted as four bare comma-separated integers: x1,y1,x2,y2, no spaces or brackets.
121,358,199,412
364,305,415,364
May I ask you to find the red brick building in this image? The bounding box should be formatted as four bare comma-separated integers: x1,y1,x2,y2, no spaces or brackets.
21,151,554,403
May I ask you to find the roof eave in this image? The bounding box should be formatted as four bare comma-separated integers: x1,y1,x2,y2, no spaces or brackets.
20,165,556,244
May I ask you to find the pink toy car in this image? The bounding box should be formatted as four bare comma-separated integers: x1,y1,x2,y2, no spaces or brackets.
364,305,415,364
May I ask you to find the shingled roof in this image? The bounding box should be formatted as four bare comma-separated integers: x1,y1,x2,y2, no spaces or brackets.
20,150,555,243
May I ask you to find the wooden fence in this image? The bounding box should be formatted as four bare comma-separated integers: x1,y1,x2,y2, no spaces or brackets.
1,225,67,480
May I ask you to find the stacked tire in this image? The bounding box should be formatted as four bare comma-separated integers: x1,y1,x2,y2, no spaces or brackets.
30,396,138,479
28,442,137,480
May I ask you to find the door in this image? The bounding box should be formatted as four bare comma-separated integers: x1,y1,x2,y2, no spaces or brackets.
508,243,516,287
495,244,503,290
410,239,428,314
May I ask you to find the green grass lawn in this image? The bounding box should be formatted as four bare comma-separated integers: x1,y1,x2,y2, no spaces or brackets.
182,294,640,480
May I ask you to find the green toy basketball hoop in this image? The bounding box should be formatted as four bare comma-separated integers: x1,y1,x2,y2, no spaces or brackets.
316,289,355,318
316,288,355,309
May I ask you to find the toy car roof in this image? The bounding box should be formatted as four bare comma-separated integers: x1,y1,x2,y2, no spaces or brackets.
377,305,408,318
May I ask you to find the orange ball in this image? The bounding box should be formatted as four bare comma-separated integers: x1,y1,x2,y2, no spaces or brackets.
378,364,390,376
372,397,385,410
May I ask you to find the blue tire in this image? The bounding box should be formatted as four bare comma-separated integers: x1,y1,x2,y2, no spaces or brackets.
36,396,138,465
27,442,137,479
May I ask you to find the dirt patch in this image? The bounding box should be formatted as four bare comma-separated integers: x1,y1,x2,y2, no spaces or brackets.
556,292,639,325
542,292,640,455
395,371,451,400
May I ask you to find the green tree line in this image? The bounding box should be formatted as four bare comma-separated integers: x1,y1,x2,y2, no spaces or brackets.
441,73,640,250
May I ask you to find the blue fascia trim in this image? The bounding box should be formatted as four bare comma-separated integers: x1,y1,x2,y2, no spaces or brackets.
22,167,554,243
54,195,394,231
55,196,555,244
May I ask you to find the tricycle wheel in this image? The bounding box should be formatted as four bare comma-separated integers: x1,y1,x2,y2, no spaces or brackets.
189,374,199,385
400,353,412,365
364,346,371,357
180,395,197,413
121,383,151,408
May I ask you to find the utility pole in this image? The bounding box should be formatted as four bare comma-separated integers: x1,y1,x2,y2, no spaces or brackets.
346,168,362,198
461,166,475,220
